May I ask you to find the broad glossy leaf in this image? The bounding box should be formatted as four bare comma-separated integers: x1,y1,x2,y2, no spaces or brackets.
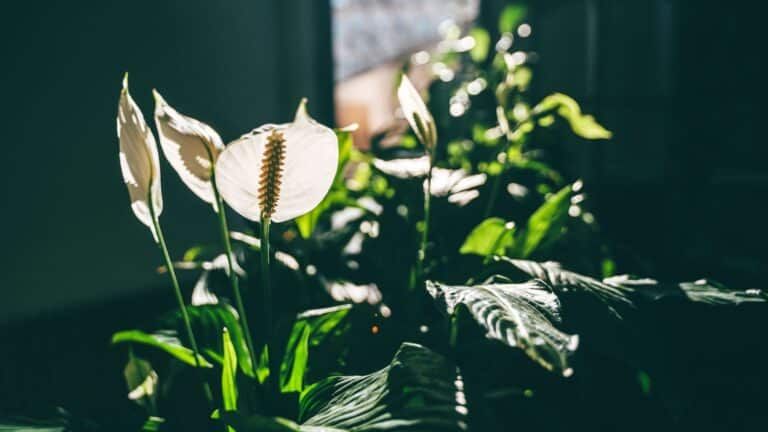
679,280,765,305
533,93,612,140
460,218,515,256
604,275,766,305
117,74,163,240
112,330,212,368
501,258,634,317
427,280,578,376
281,305,352,393
215,99,338,223
298,343,468,431
153,90,224,209
221,328,238,432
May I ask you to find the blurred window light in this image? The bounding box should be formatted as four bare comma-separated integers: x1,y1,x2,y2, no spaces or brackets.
332,0,480,81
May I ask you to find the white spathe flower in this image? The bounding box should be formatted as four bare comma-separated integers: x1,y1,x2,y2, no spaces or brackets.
214,99,338,223
397,75,437,150
153,90,224,210
117,75,163,240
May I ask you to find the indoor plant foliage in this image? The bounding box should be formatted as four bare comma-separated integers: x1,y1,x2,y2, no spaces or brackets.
17,5,760,432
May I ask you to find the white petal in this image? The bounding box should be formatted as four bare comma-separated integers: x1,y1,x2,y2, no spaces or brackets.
118,75,162,240
215,100,338,223
214,129,268,221
397,75,437,149
153,90,223,209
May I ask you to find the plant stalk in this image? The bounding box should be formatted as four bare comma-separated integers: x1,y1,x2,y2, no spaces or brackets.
148,196,213,405
211,175,259,379
484,132,511,219
412,152,434,291
259,218,277,386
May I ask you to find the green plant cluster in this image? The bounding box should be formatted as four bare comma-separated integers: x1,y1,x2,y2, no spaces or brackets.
6,5,765,432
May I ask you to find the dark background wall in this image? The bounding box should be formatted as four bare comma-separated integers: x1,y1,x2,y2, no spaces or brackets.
0,0,332,324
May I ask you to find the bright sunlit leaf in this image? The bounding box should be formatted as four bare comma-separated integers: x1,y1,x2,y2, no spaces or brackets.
153,90,224,210
117,74,163,240
221,328,238,432
533,93,612,140
460,218,515,256
215,99,338,223
112,329,213,368
499,4,528,34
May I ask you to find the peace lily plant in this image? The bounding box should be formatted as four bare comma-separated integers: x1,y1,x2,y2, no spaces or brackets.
117,75,338,394
77,8,767,431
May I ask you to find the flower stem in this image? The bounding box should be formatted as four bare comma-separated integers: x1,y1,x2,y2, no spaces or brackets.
412,153,434,291
259,218,276,386
211,175,259,380
148,197,213,405
484,134,510,219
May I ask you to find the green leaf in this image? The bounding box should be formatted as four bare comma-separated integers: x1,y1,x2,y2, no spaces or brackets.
502,258,635,318
162,305,255,378
295,128,355,238
603,274,766,306
533,93,612,139
427,279,578,376
469,27,490,63
298,343,468,431
217,412,303,432
124,351,158,412
140,416,165,432
679,279,766,305
460,218,515,257
221,328,238,432
0,419,66,432
499,4,527,34
112,330,213,368
281,305,352,393
514,184,573,258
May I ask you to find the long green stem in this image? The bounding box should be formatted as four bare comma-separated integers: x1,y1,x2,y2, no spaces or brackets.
259,218,276,385
148,198,213,405
412,152,434,290
484,128,512,219
211,175,259,379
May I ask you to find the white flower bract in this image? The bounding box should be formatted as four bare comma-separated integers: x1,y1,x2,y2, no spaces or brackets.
214,100,338,223
397,75,437,150
153,90,224,210
117,75,163,240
